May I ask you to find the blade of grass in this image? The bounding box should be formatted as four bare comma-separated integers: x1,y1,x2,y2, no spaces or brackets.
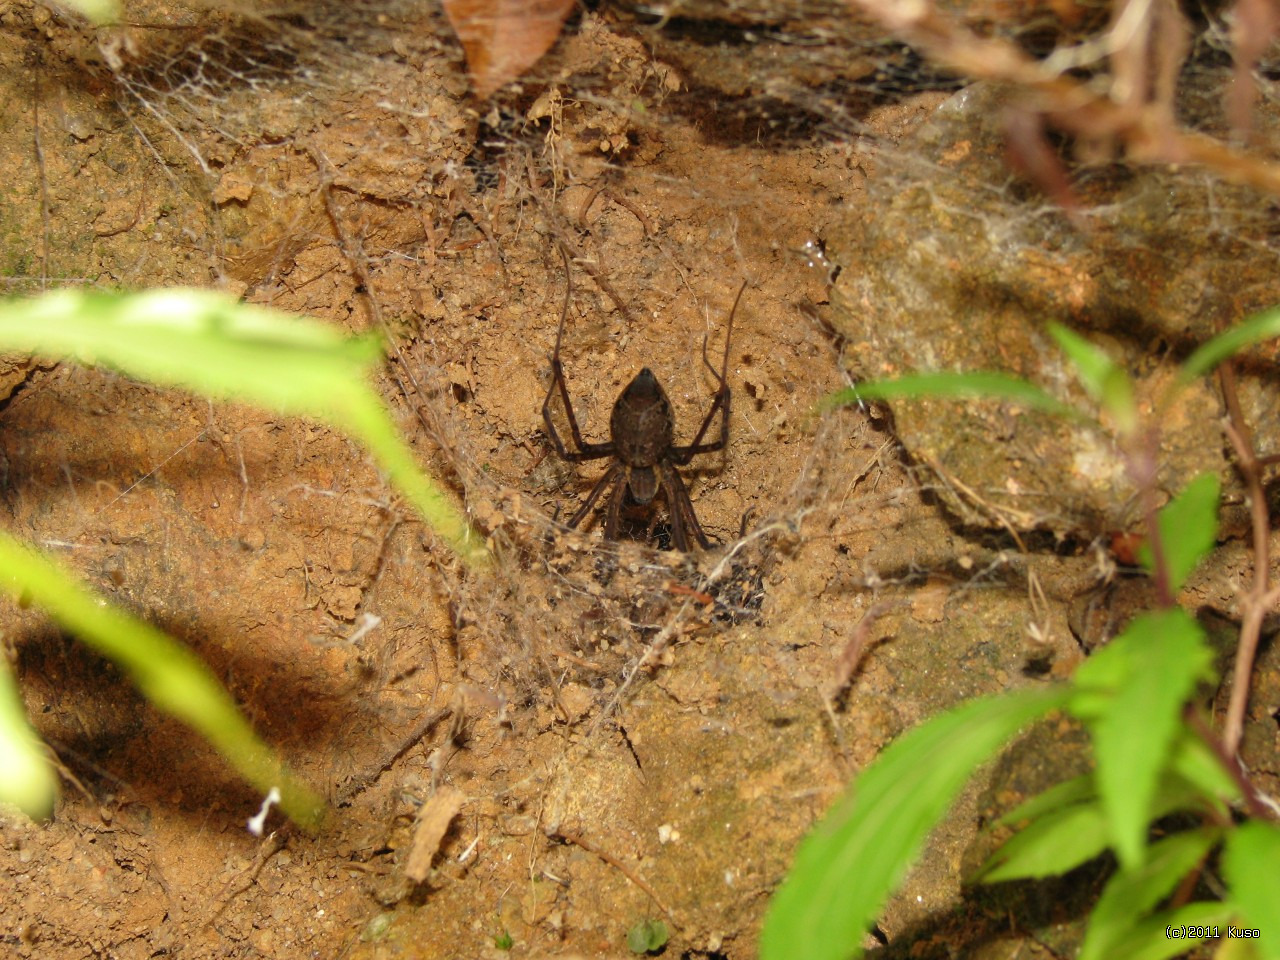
1180,304,1280,383
822,371,1087,421
1048,323,1138,433
0,653,59,819
0,289,490,569
0,531,325,830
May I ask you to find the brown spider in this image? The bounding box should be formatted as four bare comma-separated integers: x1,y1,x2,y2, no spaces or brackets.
541,267,745,551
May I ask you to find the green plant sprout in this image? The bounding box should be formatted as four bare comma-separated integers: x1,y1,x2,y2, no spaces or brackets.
0,650,59,819
0,287,490,824
762,310,1280,960
626,918,670,954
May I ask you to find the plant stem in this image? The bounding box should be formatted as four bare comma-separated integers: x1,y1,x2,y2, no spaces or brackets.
1217,362,1273,757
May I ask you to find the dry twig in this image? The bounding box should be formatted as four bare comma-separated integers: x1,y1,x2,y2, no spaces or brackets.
549,826,677,924
846,0,1280,196
1217,361,1279,759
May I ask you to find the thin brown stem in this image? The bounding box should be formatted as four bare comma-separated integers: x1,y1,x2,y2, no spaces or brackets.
307,145,451,458
1128,433,1174,608
1186,707,1274,821
31,51,49,291
1218,360,1273,758
549,827,677,925
335,707,453,806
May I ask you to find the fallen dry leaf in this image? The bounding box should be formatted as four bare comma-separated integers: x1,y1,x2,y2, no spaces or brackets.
442,0,576,98
405,785,466,883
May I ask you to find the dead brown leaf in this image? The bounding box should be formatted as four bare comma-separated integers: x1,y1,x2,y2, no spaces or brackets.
442,0,576,98
404,785,466,884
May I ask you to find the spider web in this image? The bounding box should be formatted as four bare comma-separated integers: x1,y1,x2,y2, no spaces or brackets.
16,0,1280,711
14,4,1280,953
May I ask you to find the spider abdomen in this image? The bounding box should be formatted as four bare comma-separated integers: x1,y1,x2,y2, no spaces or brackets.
610,368,675,468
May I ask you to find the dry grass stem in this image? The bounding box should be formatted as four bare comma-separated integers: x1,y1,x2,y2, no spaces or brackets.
846,0,1280,196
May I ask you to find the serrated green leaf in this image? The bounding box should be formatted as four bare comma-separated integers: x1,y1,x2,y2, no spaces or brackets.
1070,626,1137,702
1167,728,1241,812
760,686,1068,960
1079,828,1221,960
1049,323,1137,433
1223,821,1280,959
1138,473,1221,592
1111,901,1238,960
1071,609,1212,869
822,371,1085,420
979,765,1214,885
994,773,1096,828
977,799,1110,882
1180,305,1280,383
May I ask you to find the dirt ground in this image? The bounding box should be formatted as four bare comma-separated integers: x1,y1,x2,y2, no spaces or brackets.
1,1,1277,958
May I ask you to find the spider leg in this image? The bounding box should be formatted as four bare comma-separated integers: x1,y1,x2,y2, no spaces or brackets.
603,465,628,542
669,387,728,463
662,460,710,550
703,279,745,383
542,243,616,463
568,462,622,530
670,280,745,464
543,362,615,462
668,483,691,554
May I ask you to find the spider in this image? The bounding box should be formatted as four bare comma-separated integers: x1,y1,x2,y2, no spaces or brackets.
541,266,745,552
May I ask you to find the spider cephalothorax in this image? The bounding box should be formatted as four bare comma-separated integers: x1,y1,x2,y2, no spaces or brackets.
541,259,744,551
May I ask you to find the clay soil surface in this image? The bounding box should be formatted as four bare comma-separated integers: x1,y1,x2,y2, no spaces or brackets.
1,3,1273,959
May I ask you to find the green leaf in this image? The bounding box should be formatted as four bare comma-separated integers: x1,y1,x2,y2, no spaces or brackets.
760,686,1068,960
1070,609,1212,869
980,766,1227,885
0,655,59,819
1079,827,1221,960
60,0,119,22
1167,728,1241,812
976,799,1110,882
822,371,1084,420
0,289,379,408
1049,323,1137,433
992,773,1095,828
0,531,325,830
1223,821,1280,959
626,920,669,954
1111,901,1239,960
1138,473,1220,592
0,289,489,569
1180,304,1280,383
